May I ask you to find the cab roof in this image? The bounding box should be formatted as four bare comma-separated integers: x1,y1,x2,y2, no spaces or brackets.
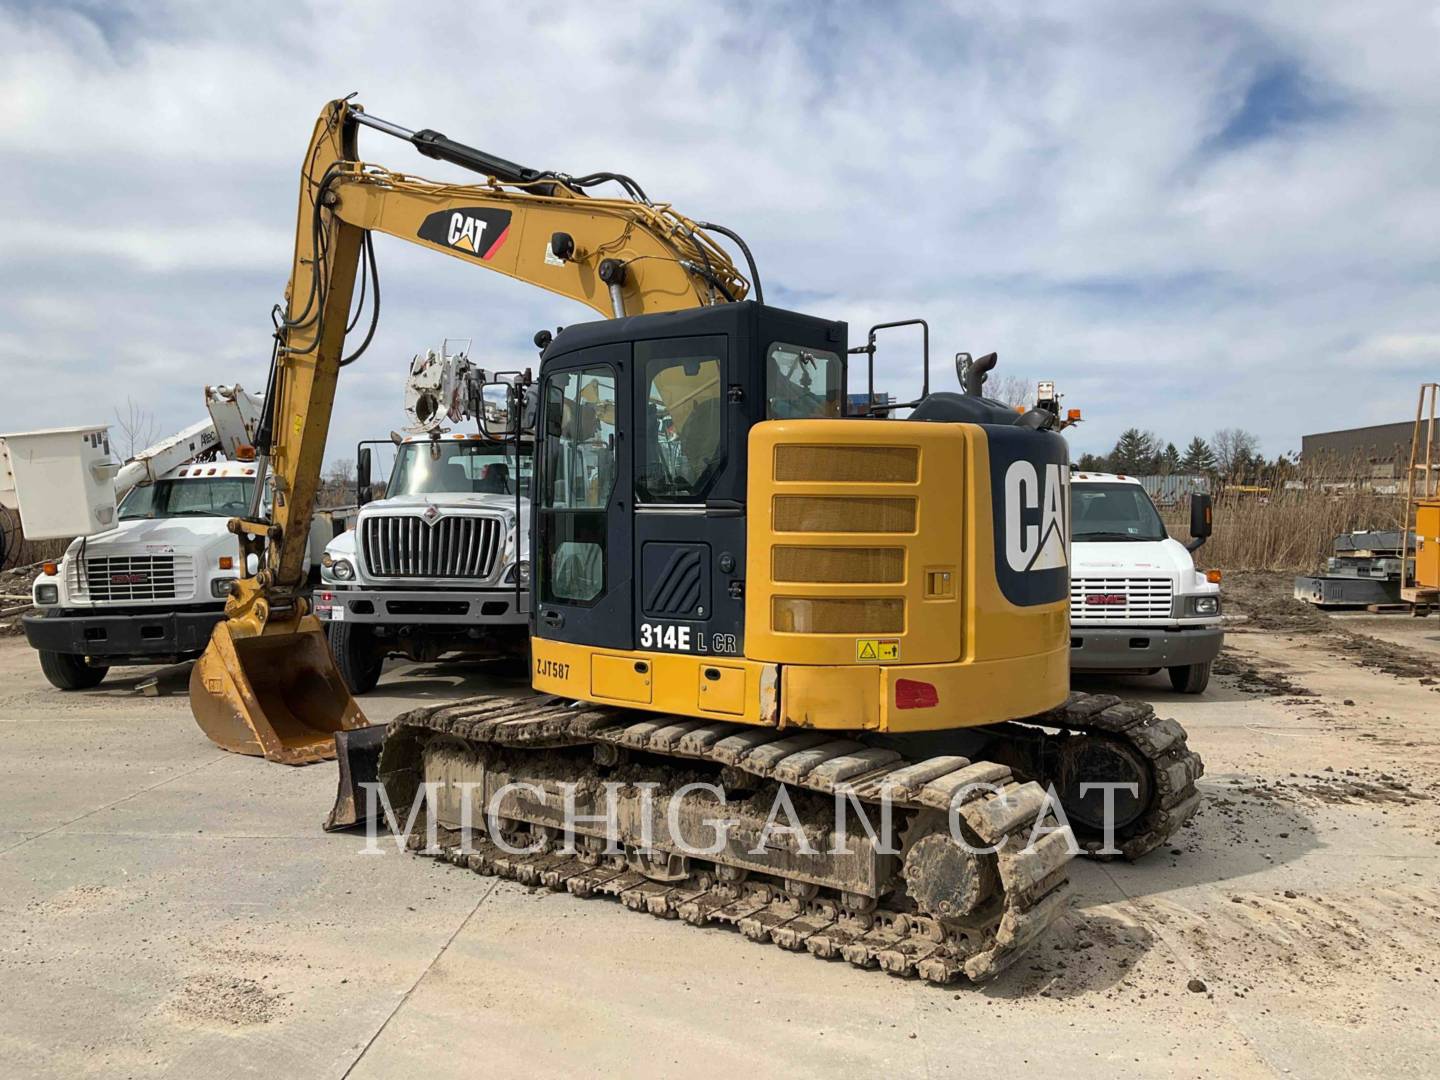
1071,470,1143,486
169,460,258,479
399,431,521,445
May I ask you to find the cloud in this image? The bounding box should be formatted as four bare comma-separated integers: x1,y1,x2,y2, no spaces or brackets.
1,0,1438,474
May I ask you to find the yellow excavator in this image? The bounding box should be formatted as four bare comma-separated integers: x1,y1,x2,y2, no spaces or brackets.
191,98,1202,982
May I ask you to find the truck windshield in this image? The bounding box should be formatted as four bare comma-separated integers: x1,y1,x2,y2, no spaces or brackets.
389,440,534,497
1071,483,1167,542
118,477,253,520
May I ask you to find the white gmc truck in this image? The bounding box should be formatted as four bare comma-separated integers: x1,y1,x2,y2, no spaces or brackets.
1068,471,1221,693
316,431,532,693
3,387,332,690
23,460,330,689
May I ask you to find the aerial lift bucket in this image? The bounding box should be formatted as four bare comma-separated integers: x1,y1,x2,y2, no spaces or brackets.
189,615,369,765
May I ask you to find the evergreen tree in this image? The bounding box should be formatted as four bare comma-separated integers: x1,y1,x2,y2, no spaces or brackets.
1181,436,1216,474
1109,428,1159,474
1161,442,1182,474
1075,452,1107,471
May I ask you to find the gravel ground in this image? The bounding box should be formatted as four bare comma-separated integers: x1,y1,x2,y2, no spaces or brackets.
1,577,1438,1078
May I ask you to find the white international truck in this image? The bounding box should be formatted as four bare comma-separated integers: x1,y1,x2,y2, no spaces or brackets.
315,345,533,693
1068,470,1221,693
0,387,331,689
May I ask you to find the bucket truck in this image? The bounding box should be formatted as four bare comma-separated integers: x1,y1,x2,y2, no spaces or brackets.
315,344,534,693
0,386,331,689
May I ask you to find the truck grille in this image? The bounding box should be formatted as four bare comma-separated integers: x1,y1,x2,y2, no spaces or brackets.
361,515,501,579
1070,577,1174,621
80,554,194,602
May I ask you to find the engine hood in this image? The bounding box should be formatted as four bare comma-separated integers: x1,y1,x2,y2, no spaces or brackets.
67,515,234,554
1071,536,1195,577
362,492,530,519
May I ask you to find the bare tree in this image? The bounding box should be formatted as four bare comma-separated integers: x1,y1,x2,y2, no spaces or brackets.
112,398,160,460
320,458,356,506
987,373,1034,408
1211,428,1260,479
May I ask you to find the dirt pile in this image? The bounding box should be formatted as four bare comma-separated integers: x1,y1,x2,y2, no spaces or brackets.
1213,650,1314,697
167,973,288,1027
0,562,39,637
1222,570,1440,684
1221,769,1431,807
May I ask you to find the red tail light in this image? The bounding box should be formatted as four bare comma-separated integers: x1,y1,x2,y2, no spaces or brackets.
895,679,939,710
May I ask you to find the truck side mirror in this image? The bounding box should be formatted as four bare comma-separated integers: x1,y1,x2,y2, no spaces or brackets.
479,382,516,439
1186,493,1213,552
356,448,372,507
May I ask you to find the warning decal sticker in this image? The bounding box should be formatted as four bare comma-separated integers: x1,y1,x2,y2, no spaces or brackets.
856,638,900,662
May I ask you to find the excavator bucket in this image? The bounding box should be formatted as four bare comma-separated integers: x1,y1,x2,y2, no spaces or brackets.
189,615,368,765
323,723,388,830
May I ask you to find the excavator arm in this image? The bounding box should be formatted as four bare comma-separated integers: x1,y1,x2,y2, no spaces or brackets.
190,97,751,763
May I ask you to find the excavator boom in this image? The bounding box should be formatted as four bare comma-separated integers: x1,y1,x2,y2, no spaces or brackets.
190,98,749,763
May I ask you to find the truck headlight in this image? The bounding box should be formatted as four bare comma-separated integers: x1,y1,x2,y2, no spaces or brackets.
211,577,237,598
1188,595,1219,616
323,557,355,581
505,561,531,586
35,584,59,606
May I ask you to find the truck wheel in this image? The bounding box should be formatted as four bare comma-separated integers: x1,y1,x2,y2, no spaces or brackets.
328,623,384,694
1168,661,1211,694
38,650,108,691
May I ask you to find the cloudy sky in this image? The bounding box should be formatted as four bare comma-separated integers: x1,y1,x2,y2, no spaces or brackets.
3,0,1438,467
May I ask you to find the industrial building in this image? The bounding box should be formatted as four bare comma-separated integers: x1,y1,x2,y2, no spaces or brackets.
1301,420,1419,481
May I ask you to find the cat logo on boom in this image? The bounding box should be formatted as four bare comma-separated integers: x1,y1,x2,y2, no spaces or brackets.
417,207,513,262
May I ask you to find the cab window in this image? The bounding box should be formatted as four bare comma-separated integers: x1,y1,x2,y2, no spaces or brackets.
1071,483,1167,542
637,350,723,502
389,441,533,496
117,477,252,520
539,366,616,603
767,342,843,419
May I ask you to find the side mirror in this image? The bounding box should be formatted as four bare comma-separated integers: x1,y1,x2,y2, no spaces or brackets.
356,448,372,506
1186,493,1213,552
479,381,517,439
518,385,539,434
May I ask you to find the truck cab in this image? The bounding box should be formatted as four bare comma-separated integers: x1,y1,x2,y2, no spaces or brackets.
316,432,532,692
24,460,326,689
1068,471,1221,693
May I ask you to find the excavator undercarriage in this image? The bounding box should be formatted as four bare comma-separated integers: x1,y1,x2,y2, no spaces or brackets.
332,686,1201,983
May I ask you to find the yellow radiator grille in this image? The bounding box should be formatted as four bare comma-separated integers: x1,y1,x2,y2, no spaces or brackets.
774,444,919,483
773,496,916,533
772,596,905,634
772,546,905,584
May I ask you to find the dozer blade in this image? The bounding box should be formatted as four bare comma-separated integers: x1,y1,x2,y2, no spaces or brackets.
323,723,388,831
189,615,368,765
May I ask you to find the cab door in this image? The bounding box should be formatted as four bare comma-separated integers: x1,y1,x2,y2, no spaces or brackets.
533,344,633,649
631,334,746,661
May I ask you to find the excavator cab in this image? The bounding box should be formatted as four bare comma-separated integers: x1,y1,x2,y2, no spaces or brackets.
520,300,1073,731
